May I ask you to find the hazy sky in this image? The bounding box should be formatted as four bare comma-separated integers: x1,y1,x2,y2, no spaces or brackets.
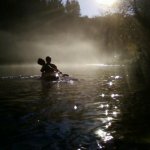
62,0,100,17
63,0,119,17
77,0,100,17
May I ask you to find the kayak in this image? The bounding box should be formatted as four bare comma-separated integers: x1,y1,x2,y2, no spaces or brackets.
41,72,74,81
41,72,60,81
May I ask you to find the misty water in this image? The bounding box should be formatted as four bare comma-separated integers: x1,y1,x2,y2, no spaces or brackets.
0,65,149,150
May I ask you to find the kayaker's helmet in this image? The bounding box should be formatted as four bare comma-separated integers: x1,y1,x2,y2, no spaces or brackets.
46,56,51,63
37,58,45,66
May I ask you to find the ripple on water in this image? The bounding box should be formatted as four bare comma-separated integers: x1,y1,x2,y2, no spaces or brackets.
0,68,127,149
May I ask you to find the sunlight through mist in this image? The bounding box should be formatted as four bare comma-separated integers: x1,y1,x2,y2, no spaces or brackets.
96,0,118,6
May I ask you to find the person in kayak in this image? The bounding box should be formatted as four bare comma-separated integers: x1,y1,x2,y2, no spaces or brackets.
45,56,62,74
37,58,46,76
37,58,59,80
45,56,69,77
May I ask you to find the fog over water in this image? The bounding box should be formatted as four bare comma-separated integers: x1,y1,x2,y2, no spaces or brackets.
0,28,114,66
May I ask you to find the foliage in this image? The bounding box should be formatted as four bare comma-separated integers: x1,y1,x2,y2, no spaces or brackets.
118,0,150,29
0,0,65,28
65,0,80,17
117,0,150,83
133,0,150,28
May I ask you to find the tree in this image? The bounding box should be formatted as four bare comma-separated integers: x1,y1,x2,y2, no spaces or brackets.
65,0,80,17
44,0,65,15
132,0,150,28
118,0,150,84
118,0,150,29
0,0,46,22
0,0,65,28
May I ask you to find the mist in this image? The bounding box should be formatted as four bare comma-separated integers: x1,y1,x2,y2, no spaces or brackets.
0,0,147,68
0,0,134,67
0,26,113,66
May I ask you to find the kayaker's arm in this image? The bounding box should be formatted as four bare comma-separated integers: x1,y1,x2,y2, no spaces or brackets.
50,64,61,73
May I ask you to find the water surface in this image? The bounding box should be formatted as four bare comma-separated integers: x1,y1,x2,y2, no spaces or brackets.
0,65,149,149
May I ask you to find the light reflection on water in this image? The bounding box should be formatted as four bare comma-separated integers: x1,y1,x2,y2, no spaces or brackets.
95,129,113,142
0,65,127,149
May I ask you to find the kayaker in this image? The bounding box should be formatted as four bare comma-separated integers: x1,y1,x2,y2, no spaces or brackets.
45,56,62,74
37,58,58,80
37,58,46,77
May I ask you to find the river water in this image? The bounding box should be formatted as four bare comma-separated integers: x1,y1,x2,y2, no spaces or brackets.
0,65,149,150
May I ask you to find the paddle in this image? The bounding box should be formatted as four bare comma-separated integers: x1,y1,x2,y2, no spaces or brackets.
58,72,69,77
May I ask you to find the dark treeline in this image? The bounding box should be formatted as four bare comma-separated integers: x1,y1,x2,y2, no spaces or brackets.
0,0,80,29
114,1,150,146
117,0,150,84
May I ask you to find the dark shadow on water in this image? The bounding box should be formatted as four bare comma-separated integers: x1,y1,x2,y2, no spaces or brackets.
106,64,150,150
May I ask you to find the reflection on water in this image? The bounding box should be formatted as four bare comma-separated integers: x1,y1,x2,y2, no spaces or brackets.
0,65,150,149
95,129,113,142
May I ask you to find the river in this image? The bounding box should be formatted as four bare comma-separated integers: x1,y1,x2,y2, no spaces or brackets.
0,64,149,150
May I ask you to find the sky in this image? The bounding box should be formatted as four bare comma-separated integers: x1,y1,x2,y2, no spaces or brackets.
62,0,100,17
63,0,119,17
77,0,100,17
